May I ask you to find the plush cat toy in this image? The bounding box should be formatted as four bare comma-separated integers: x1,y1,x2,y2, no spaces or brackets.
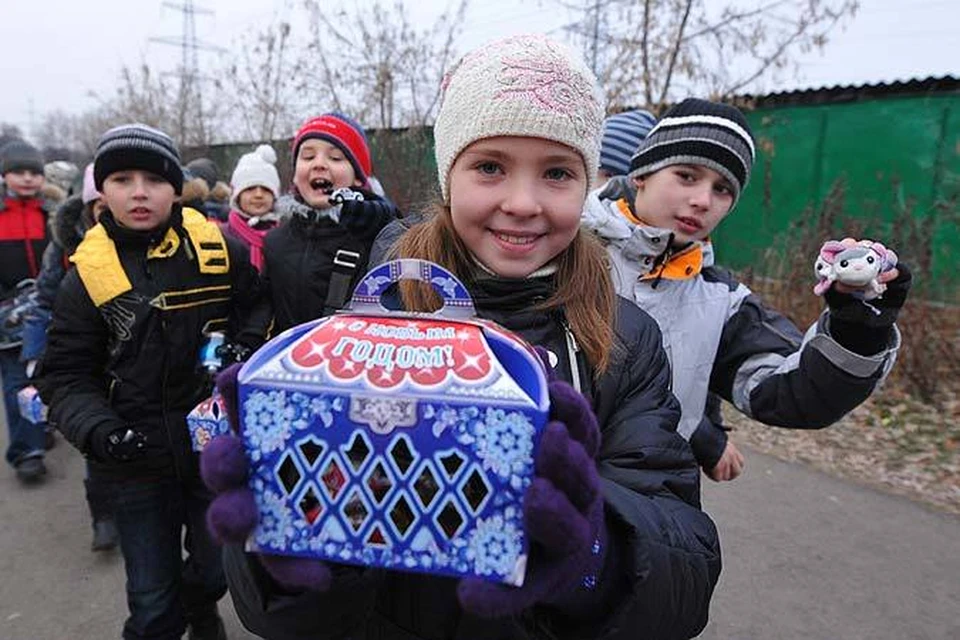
813,238,898,300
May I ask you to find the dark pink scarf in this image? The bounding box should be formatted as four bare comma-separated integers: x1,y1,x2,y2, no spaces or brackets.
226,209,277,271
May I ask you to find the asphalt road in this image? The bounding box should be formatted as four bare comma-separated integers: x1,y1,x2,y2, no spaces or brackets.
1,429,958,639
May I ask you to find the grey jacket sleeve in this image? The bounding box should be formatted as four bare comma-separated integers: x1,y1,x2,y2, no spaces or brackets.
708,272,898,429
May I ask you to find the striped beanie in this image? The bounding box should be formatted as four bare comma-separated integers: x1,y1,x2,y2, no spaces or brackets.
600,109,656,177
93,124,183,195
292,112,372,184
629,99,755,205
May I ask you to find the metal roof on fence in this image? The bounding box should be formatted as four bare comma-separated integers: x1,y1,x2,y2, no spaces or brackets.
737,75,960,108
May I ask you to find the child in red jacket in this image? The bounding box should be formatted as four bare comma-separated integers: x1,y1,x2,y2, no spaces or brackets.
0,140,51,483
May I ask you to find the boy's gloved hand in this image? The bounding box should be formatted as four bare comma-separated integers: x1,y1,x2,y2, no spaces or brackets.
201,364,332,592
457,348,606,618
824,262,912,330
90,425,149,462
823,263,911,356
335,187,397,241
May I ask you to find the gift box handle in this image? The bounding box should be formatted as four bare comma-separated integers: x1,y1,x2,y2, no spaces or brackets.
349,259,476,319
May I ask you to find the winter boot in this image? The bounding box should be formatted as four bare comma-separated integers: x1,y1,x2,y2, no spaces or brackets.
84,478,118,551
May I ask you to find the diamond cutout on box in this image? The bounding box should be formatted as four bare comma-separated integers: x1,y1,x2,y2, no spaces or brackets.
436,499,465,539
276,453,301,496
365,460,394,505
344,432,372,472
342,489,371,533
297,484,324,525
298,436,325,468
389,493,416,538
412,461,441,510
459,466,491,514
438,450,466,480
388,436,416,477
366,524,389,547
320,453,347,502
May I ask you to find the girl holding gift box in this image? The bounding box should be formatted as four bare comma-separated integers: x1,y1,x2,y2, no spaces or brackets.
203,34,719,640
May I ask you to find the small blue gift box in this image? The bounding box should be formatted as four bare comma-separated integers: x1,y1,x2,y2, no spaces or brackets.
17,385,47,424
187,390,232,452
237,260,549,586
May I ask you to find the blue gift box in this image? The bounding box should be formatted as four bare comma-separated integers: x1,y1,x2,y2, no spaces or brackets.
237,260,549,586
17,385,47,424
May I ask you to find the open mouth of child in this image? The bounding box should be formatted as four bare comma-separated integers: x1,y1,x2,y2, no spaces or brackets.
309,178,335,194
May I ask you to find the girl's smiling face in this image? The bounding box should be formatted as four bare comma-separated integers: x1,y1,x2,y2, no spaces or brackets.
448,136,587,279
293,138,362,209
632,164,735,245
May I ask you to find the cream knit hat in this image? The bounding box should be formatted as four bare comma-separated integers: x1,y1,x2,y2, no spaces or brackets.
434,34,604,201
230,144,281,210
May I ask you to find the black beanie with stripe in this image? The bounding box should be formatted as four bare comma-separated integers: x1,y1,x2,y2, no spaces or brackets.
629,99,755,206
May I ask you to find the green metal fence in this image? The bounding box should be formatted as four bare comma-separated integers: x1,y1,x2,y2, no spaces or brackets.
716,94,960,298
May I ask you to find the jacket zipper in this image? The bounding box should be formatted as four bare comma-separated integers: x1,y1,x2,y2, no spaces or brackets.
562,321,582,393
150,252,182,480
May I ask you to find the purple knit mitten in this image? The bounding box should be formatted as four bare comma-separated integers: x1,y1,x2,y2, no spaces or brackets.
201,363,332,591
457,350,606,618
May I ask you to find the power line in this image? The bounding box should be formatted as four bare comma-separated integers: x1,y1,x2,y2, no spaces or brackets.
150,0,224,143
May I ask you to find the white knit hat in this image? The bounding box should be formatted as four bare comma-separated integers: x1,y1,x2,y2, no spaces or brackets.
434,34,605,201
230,144,281,210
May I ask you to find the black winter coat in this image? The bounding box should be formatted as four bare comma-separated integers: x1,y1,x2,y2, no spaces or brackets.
263,196,398,334
222,274,720,640
37,206,272,482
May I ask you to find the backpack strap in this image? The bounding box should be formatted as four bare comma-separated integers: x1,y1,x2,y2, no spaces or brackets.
322,249,362,316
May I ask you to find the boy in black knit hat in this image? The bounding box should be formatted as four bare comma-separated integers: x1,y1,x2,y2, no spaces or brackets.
37,123,271,640
0,139,53,483
582,98,911,482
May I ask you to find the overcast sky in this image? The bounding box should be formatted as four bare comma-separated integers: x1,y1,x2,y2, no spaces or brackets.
1,0,957,138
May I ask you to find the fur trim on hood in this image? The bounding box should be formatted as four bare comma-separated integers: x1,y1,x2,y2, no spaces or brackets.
209,181,231,203
181,177,210,206
40,182,67,205
49,194,93,253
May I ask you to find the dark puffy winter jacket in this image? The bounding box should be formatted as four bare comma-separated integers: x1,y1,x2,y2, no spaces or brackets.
37,206,272,482
263,195,398,333
222,272,720,640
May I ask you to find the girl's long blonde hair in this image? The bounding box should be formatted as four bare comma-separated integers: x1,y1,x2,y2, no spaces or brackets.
392,204,617,375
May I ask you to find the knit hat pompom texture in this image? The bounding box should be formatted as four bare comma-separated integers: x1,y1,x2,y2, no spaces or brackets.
0,140,44,176
629,98,755,205
230,144,281,210
93,123,183,195
293,112,372,183
434,34,605,201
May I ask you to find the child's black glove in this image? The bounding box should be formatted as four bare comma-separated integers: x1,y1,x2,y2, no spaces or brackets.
332,187,397,241
824,263,912,355
91,425,149,462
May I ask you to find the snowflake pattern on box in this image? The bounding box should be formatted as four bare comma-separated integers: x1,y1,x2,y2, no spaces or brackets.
242,390,539,586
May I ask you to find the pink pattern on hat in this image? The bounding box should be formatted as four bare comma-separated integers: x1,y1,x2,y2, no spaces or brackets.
494,37,600,139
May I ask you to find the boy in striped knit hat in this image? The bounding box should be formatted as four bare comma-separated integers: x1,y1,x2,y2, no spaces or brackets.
38,123,271,640
582,98,911,483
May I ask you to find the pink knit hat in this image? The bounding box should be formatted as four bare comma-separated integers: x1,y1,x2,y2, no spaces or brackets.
81,163,101,205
